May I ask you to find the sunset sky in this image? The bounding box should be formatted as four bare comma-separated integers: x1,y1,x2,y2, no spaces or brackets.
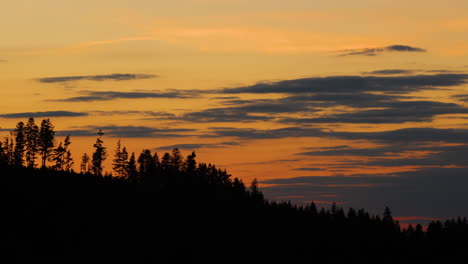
3,0,468,224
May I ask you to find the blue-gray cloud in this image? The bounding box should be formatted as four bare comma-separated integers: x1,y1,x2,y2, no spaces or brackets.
362,69,416,75
280,101,468,124
220,74,468,94
52,90,197,102
59,125,198,138
37,73,157,83
0,111,88,119
339,45,426,57
261,167,468,218
155,141,241,150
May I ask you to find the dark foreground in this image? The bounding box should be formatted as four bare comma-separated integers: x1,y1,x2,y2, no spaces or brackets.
1,165,467,264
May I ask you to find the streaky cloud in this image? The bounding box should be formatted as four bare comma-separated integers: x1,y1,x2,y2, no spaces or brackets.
155,141,241,151
52,90,197,102
339,44,426,57
220,74,468,94
37,73,158,83
59,125,198,138
0,111,88,119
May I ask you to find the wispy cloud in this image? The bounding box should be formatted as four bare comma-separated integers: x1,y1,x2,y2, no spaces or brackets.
59,125,198,138
338,44,426,56
52,90,198,102
0,111,88,119
220,74,468,94
155,141,241,150
37,73,157,83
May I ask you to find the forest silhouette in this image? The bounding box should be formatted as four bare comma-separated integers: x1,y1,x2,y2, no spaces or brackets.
1,118,468,263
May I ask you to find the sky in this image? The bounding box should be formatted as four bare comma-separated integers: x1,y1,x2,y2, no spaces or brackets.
2,0,468,225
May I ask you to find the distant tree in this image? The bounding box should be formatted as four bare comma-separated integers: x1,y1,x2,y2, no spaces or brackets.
63,135,74,171
91,130,107,176
0,141,7,166
249,178,264,205
126,153,138,183
170,148,183,172
12,122,26,167
38,119,55,168
51,142,66,170
184,151,197,175
4,134,14,166
112,140,128,177
138,149,156,182
80,153,91,174
24,117,39,168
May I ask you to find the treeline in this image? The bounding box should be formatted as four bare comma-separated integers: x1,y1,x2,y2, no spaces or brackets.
1,118,468,263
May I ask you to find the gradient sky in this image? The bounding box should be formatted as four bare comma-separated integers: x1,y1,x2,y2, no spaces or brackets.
3,0,468,225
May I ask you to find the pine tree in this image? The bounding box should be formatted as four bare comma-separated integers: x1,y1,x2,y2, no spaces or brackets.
91,130,107,176
80,153,90,174
112,140,128,177
13,122,26,167
24,117,39,168
63,135,74,171
38,119,55,168
126,153,138,183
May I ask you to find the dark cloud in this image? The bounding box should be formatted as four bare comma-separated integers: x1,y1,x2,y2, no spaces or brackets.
59,126,197,138
452,94,468,102
362,69,416,75
90,111,176,118
155,141,241,151
52,90,197,102
0,111,88,119
205,127,323,139
261,167,468,217
37,73,157,83
291,168,325,171
220,74,468,94
330,127,468,144
280,101,468,124
339,45,426,56
178,99,314,123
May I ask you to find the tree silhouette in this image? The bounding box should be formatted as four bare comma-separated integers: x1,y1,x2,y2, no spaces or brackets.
112,140,128,177
91,130,107,176
80,153,91,174
126,153,138,183
24,117,39,168
38,118,55,168
12,121,26,167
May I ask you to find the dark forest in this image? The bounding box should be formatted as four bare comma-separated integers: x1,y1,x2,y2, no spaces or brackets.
1,118,468,263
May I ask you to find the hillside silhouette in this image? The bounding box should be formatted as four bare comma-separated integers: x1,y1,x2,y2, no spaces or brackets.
1,118,468,263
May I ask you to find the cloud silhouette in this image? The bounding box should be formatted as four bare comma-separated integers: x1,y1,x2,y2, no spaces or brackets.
362,69,416,75
339,45,426,56
53,90,197,102
37,73,157,83
220,74,468,94
0,111,88,118
59,126,198,138
155,141,241,150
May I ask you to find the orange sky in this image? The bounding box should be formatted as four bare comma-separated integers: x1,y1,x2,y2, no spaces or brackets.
2,0,468,221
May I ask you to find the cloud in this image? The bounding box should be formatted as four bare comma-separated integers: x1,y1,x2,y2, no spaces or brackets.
37,73,157,83
59,126,197,138
0,59,7,63
362,69,416,75
0,111,88,119
339,45,426,56
205,127,324,139
155,141,241,150
280,101,468,124
178,99,314,123
261,167,468,217
52,90,197,102
220,74,468,94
